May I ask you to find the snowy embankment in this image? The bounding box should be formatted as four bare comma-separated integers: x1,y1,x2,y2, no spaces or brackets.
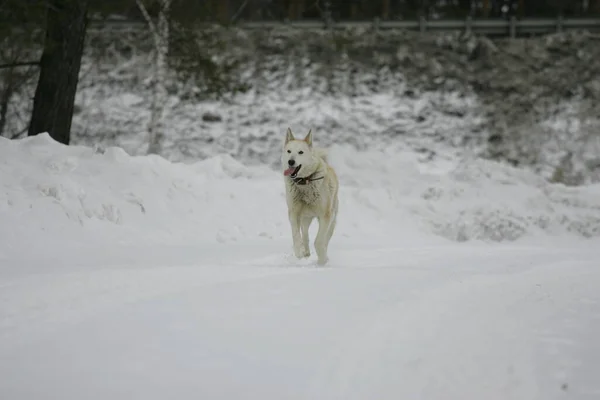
1,133,599,253
2,135,600,399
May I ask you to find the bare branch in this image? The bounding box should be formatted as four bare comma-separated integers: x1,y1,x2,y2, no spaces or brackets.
135,0,159,48
0,61,40,69
10,126,28,140
231,0,249,23
313,0,323,17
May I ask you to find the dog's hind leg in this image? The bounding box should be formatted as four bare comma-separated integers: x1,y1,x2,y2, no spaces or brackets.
300,216,312,258
315,215,332,265
325,214,336,245
318,198,338,264
325,199,338,245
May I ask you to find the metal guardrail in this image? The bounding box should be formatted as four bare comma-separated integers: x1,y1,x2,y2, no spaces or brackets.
91,17,600,37
241,17,600,37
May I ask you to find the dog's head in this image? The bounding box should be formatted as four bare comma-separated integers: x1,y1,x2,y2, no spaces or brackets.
282,128,314,178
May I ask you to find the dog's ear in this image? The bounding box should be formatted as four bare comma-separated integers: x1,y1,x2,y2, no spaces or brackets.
285,128,295,144
304,129,313,147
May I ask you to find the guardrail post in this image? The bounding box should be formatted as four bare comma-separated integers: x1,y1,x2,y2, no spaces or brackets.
419,16,426,33
373,17,380,33
556,14,563,33
509,16,516,38
465,15,472,35
324,10,332,30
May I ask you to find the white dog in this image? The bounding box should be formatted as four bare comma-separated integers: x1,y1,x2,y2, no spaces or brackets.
282,128,339,265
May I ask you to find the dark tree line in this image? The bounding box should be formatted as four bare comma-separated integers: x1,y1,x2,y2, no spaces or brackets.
84,0,600,22
270,0,600,20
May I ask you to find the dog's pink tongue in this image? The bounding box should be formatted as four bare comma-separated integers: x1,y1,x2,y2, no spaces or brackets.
283,167,295,176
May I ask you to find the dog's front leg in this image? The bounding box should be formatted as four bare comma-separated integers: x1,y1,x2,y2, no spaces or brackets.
300,216,312,258
288,211,304,258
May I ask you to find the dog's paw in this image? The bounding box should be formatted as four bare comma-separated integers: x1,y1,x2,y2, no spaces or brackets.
317,256,329,266
293,247,305,259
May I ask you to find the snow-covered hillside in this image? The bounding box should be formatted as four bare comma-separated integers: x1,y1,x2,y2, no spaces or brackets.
1,135,600,399
4,27,600,183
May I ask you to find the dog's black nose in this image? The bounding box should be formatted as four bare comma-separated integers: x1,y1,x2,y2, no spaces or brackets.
288,159,295,166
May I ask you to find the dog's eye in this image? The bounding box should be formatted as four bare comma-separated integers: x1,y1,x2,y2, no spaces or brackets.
287,150,291,153
299,151,304,155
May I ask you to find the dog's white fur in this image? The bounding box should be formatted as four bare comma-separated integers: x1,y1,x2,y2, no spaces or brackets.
282,128,339,265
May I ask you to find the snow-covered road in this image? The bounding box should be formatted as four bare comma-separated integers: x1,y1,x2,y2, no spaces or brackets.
2,242,599,400
2,135,600,399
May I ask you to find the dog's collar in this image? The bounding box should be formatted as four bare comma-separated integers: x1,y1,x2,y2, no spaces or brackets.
291,171,324,185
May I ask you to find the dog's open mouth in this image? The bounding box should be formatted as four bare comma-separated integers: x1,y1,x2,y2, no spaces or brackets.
284,165,301,178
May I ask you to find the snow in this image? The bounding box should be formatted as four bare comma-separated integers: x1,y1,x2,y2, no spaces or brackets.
1,134,600,399
73,79,482,168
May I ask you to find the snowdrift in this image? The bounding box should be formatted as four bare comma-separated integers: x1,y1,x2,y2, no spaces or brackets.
1,134,599,253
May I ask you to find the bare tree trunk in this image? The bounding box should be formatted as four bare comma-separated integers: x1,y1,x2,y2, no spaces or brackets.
518,0,525,17
351,3,358,19
287,0,296,20
482,0,491,16
217,0,230,23
136,0,171,155
382,0,391,19
28,0,89,145
0,68,15,137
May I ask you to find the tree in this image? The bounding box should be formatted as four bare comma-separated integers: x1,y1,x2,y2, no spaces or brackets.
28,0,89,145
287,0,305,20
0,61,38,138
0,1,43,139
382,0,391,19
136,0,172,154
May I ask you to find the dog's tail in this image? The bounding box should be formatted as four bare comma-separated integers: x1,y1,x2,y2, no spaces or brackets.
314,148,328,163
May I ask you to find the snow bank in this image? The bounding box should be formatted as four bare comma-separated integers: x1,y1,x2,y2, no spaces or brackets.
0,134,283,250
330,145,600,242
1,135,599,253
